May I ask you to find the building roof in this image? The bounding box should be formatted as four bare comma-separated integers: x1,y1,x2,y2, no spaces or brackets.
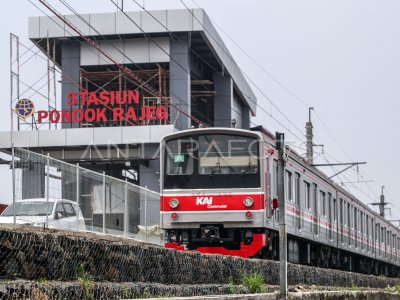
28,8,258,115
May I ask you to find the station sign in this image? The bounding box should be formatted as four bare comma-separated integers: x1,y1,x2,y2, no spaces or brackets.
15,90,168,124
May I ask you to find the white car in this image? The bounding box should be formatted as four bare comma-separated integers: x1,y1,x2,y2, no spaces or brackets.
0,198,86,231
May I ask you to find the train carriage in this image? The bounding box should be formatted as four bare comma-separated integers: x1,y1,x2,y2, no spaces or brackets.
160,126,400,276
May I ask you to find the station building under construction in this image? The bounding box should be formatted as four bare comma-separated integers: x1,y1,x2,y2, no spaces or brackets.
0,8,257,230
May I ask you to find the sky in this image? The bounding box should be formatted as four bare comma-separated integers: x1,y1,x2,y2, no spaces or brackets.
0,0,399,220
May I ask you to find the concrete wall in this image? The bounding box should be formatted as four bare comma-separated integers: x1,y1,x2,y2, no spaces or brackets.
80,37,170,65
213,73,233,127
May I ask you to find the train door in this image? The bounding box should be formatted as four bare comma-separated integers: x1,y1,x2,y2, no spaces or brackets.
265,156,271,223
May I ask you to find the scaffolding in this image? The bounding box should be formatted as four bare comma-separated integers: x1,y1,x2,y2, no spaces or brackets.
9,33,60,131
79,64,170,127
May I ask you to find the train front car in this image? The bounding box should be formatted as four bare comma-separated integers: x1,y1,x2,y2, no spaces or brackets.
160,128,267,258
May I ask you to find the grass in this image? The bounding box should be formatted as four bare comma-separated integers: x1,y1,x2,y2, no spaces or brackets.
386,284,400,294
240,270,265,293
76,264,94,300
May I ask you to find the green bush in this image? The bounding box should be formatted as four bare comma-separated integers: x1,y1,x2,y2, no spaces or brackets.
240,270,265,293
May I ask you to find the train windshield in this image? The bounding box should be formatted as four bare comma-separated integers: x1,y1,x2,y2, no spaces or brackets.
164,133,260,189
198,135,258,175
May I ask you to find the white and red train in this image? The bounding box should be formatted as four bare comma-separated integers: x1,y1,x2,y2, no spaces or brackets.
160,127,400,276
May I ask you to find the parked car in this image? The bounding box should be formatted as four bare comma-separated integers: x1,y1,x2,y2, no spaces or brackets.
0,198,86,231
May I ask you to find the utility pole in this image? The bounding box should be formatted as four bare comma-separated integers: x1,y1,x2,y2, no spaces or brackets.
379,186,385,218
305,107,314,165
276,132,287,299
369,186,389,218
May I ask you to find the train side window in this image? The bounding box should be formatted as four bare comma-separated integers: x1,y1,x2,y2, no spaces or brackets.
294,173,300,205
354,207,357,247
320,191,326,216
366,215,369,251
285,170,293,202
339,199,343,243
353,207,357,230
347,203,351,244
333,198,337,222
313,184,318,213
361,212,364,234
273,160,278,196
343,200,346,226
304,181,310,210
393,233,396,252
378,224,381,255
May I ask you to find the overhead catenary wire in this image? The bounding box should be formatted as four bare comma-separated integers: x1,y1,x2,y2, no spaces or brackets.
185,0,389,204
116,0,306,144
178,0,307,140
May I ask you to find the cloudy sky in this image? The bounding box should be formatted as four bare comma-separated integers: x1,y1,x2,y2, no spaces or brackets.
0,0,399,220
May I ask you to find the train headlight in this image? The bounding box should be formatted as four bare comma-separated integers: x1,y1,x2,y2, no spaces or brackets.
169,198,180,208
243,197,254,207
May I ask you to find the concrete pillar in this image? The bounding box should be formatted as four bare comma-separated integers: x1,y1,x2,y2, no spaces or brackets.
241,105,251,129
138,143,160,227
22,163,45,199
169,34,191,130
61,41,80,129
213,73,233,127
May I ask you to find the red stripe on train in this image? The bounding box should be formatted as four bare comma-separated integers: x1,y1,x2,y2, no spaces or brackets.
161,193,265,211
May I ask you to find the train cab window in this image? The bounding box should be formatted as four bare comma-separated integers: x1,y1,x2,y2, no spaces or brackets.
285,170,293,202
294,173,300,205
166,138,194,175
198,135,258,175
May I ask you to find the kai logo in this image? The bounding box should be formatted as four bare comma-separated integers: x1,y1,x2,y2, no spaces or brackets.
196,196,213,205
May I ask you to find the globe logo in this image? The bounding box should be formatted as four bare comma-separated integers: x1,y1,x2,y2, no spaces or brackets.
15,98,35,120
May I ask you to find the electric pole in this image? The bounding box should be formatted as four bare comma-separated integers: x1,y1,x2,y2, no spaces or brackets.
380,186,385,218
306,107,314,165
276,132,287,299
369,186,389,218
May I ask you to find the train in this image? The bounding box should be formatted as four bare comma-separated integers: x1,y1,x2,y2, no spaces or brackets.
160,126,400,276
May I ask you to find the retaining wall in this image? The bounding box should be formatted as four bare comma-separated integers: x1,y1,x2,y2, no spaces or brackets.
0,226,399,290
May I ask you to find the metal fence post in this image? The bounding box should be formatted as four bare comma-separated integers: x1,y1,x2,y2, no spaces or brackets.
145,186,148,242
11,144,16,227
76,163,80,206
46,153,50,228
124,179,128,238
102,171,106,234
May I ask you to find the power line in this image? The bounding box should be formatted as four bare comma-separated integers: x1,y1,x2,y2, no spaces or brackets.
178,0,306,141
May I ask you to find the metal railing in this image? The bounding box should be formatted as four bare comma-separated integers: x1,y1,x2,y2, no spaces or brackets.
7,147,162,245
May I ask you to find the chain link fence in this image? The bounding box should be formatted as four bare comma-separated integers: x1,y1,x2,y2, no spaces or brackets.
5,147,162,245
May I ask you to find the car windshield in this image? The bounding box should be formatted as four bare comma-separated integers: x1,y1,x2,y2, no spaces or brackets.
2,202,54,217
